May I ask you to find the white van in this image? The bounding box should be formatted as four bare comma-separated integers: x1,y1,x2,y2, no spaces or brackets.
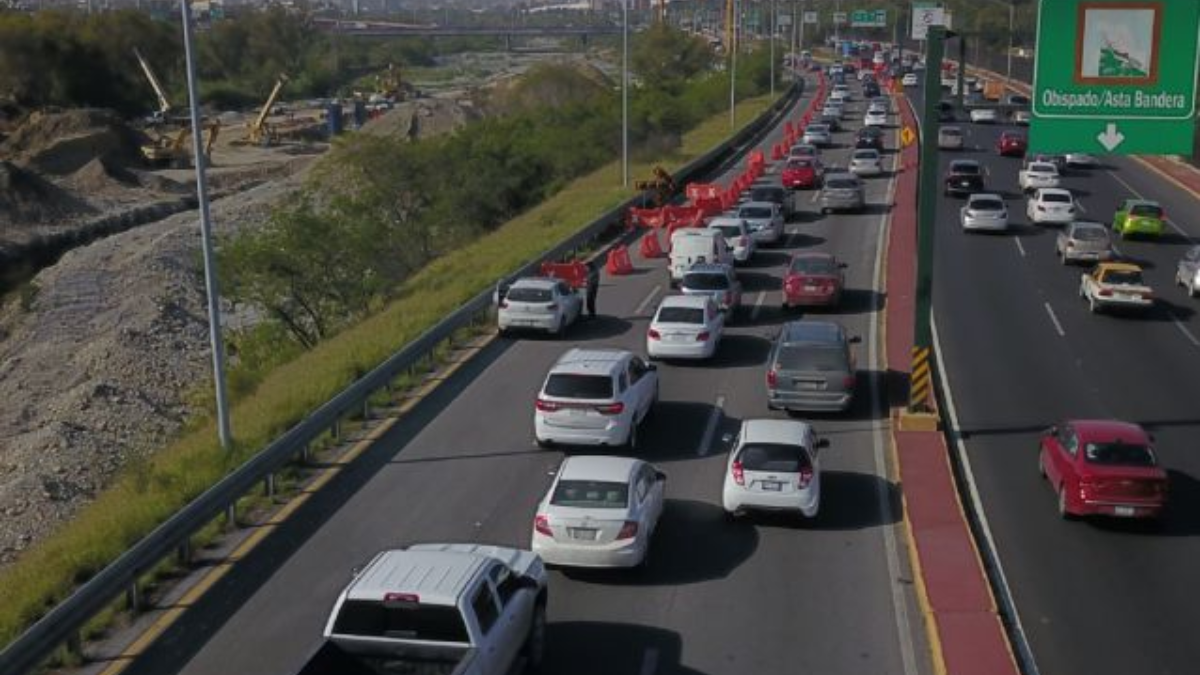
669,229,732,286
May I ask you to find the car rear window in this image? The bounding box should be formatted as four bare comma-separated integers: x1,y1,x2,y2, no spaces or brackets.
710,225,742,239
1130,204,1163,218
739,207,773,219
970,199,1005,211
751,188,784,202
657,306,705,323
1042,193,1071,203
776,345,848,372
551,480,629,508
807,125,829,133
853,150,878,160
1072,226,1108,241
1084,443,1155,467
825,178,859,190
1104,270,1144,286
544,374,613,399
332,600,469,643
737,443,811,473
951,163,980,175
682,272,730,290
790,257,837,275
1029,163,1057,173
787,159,813,169
506,287,552,303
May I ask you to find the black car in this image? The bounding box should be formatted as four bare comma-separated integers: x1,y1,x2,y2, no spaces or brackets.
819,112,842,132
855,127,885,151
748,185,795,220
937,101,955,122
944,159,985,197
864,82,881,98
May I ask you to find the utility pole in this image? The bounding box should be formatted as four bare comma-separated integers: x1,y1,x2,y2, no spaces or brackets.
956,33,966,109
1006,1,1015,81
769,0,776,98
622,0,629,187
729,0,739,128
180,0,233,449
910,25,948,414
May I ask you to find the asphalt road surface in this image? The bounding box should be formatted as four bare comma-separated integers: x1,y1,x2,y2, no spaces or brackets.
916,84,1200,675
132,77,930,675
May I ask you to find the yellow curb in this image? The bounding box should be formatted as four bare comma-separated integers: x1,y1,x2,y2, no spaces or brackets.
897,409,942,432
93,333,499,675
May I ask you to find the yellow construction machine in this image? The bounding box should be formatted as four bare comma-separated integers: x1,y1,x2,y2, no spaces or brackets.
240,75,290,147
134,48,219,168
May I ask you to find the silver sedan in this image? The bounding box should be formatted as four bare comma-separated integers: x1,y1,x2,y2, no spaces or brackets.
960,193,1009,232
1056,221,1114,265
531,456,665,568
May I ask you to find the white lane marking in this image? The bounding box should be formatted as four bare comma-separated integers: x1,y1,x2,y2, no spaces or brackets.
1106,169,1194,241
1172,315,1200,347
869,148,921,675
931,315,1043,675
1043,302,1066,337
639,648,660,675
1014,237,1027,257
635,285,662,316
1075,200,1087,214
696,395,726,457
750,290,767,320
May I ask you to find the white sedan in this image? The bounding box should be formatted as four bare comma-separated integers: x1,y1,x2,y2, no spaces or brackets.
532,456,665,568
1065,152,1099,168
722,419,828,519
863,109,888,127
1026,188,1077,225
901,73,918,86
498,277,583,337
646,294,724,360
1019,161,1061,192
849,149,884,177
969,108,999,124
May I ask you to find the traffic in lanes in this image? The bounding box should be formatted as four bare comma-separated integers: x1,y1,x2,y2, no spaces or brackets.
916,84,1200,675
130,76,929,675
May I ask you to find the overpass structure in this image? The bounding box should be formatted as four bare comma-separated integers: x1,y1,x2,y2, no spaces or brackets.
312,17,623,38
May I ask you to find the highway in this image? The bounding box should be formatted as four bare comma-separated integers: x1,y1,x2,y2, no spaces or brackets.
124,79,931,675
916,83,1200,675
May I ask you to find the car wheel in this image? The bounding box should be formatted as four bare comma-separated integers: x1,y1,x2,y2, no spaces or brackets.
1057,485,1076,520
522,604,547,673
1189,277,1199,298
535,436,553,449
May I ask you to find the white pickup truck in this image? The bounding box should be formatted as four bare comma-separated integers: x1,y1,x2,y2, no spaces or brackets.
297,543,549,675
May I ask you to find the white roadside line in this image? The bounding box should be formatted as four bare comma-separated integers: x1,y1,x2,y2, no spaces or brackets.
871,141,921,675
1106,169,1194,241
639,648,660,675
695,395,726,457
1043,302,1066,338
1172,315,1200,347
750,290,767,321
1014,237,1027,257
810,190,821,203
930,315,1043,675
635,285,662,316
1075,200,1087,214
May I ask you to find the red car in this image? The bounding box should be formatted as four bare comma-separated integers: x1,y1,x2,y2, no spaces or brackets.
782,157,823,190
996,131,1027,157
1038,420,1169,520
782,252,846,308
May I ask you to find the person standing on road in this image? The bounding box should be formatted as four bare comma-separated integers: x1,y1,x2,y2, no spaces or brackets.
586,261,600,318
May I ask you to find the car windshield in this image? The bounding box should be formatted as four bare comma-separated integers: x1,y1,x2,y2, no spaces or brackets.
657,306,705,323
710,225,742,238
1042,193,1071,204
544,374,613,399
825,178,859,190
737,443,811,473
776,345,847,372
751,188,784,202
951,163,980,175
1130,204,1163,218
505,287,552,303
1103,270,1144,285
739,207,773,219
682,273,730,291
551,480,630,508
791,257,837,275
787,159,813,169
1071,226,1109,241
970,199,1005,211
1084,442,1155,467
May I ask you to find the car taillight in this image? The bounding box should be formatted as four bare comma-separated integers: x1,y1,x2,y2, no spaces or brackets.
499,301,509,309
1098,289,1113,297
731,460,746,486
843,375,856,389
648,328,661,340
739,236,749,247
616,521,639,540
535,397,560,412
785,275,802,290
797,466,814,489
596,402,625,415
1037,205,1046,211
696,331,710,342
1140,291,1154,300
1066,242,1075,249
545,303,558,310
534,514,553,536
767,368,778,388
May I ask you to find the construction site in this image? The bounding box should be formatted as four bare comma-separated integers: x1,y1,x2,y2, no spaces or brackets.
0,43,604,565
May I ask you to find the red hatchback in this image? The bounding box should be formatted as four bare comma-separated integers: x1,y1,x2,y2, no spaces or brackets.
1038,420,1168,520
996,131,1027,157
782,252,846,308
782,157,823,190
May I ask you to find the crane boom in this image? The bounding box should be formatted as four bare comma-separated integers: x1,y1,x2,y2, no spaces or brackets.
133,47,172,116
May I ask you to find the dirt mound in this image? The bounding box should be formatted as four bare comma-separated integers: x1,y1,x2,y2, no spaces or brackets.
66,156,140,193
0,109,147,176
362,99,476,140
0,161,93,227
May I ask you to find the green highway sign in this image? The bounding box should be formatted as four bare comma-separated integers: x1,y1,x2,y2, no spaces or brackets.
1030,0,1200,155
851,9,887,28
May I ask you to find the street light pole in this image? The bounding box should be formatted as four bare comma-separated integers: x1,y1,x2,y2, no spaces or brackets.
180,0,233,449
622,0,629,187
1007,1,1015,81
770,0,776,98
729,0,739,127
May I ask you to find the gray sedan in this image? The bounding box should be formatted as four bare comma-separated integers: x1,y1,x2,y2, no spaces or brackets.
1056,221,1114,265
802,123,833,147
818,173,865,214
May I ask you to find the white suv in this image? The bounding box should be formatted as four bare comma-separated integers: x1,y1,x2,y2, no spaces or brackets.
535,348,659,449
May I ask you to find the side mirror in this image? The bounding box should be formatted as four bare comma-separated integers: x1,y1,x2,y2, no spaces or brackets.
816,438,831,449
655,470,667,482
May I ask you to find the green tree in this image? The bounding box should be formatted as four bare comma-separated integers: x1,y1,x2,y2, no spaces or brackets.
632,24,714,93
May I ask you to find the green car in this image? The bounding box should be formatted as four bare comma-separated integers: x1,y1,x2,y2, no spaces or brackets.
1112,199,1166,239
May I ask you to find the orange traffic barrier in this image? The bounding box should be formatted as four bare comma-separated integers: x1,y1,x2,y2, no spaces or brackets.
639,229,664,258
606,245,634,275
540,261,589,289
772,144,784,160
628,207,665,228
785,121,794,136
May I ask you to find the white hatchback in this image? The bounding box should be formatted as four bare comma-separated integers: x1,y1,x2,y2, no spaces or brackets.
901,73,919,86
863,109,888,127
646,294,724,360
534,348,658,449
532,456,665,568
722,419,827,519
498,277,583,337
1026,188,1077,225
849,149,884,177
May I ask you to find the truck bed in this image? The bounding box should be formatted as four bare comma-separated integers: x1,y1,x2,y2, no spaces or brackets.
295,642,477,675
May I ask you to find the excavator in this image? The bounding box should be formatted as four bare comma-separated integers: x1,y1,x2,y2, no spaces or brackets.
239,75,289,147
134,48,220,168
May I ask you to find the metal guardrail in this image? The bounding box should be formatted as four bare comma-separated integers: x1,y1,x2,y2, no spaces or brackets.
0,79,805,675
